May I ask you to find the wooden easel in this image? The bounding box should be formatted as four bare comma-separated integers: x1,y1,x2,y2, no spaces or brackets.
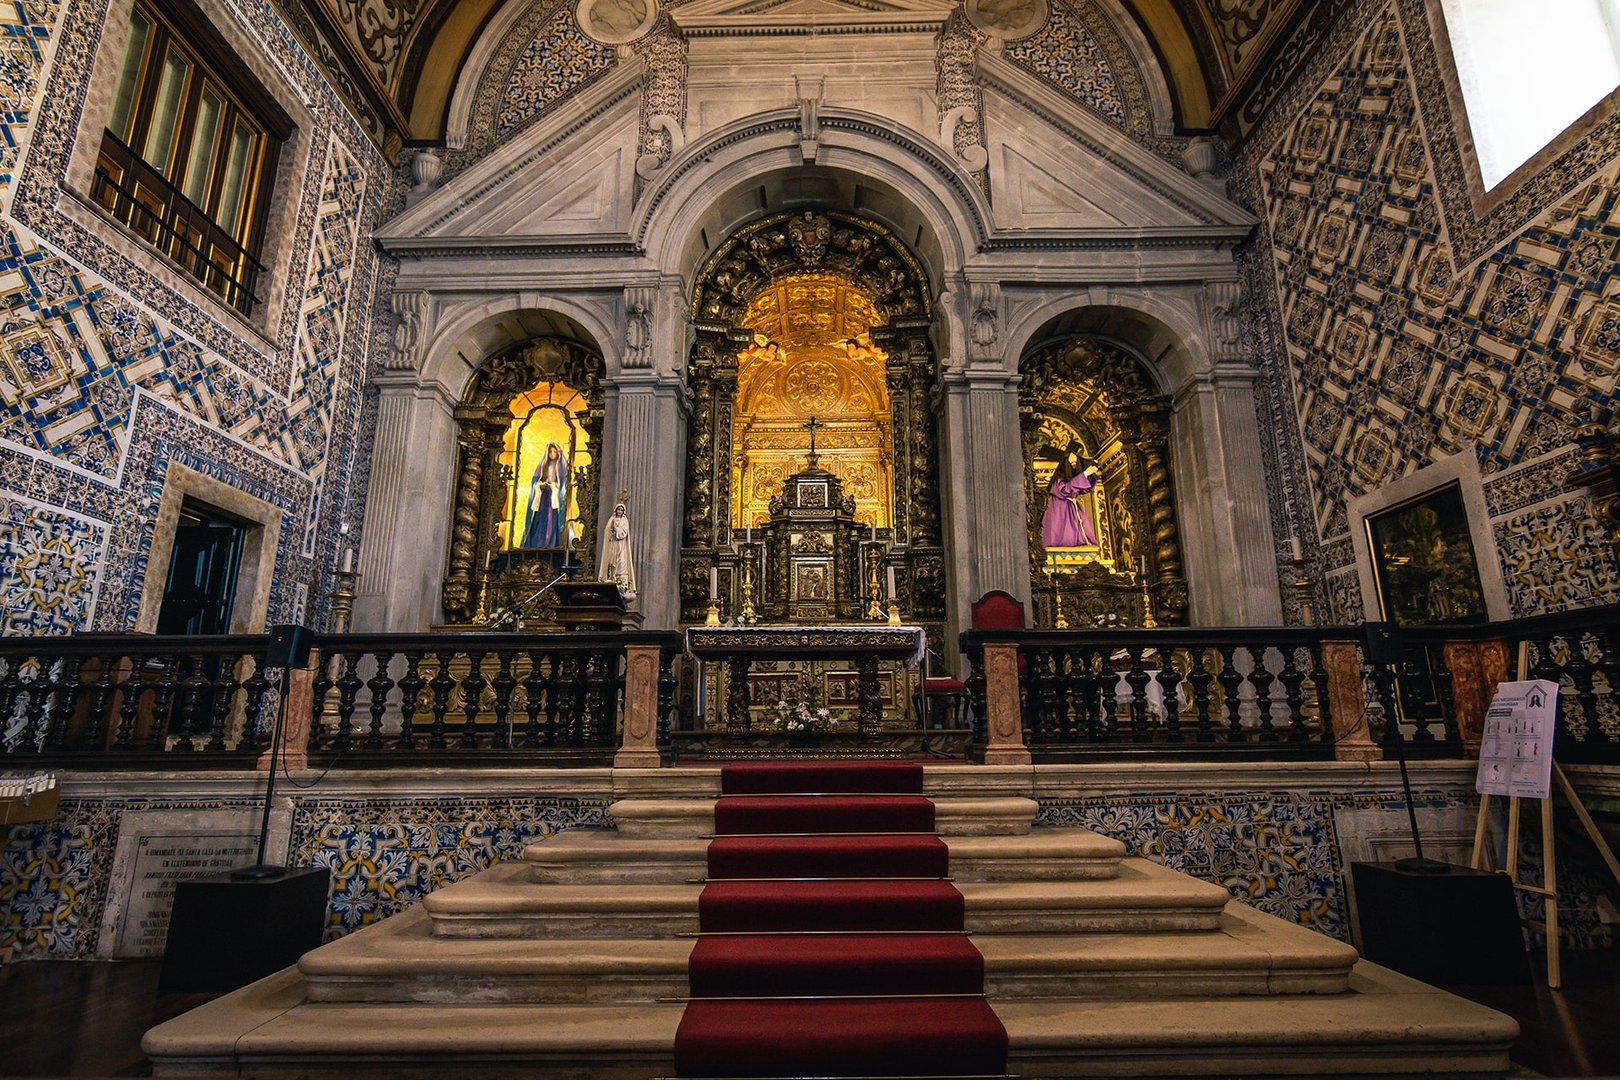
1469,642,1620,989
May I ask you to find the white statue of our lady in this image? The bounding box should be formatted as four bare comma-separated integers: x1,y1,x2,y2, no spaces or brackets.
599,502,637,600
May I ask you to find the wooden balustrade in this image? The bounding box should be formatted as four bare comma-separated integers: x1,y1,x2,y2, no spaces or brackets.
0,632,681,767
963,628,1337,760
2,608,1615,768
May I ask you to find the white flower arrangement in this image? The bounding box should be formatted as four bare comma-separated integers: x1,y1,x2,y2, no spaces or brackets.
774,699,837,735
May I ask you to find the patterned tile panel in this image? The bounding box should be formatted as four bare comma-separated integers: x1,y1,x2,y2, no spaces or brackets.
0,799,119,958
1005,0,1141,137
0,0,392,633
288,796,614,940
1233,0,1620,618
0,491,104,633
1037,788,1480,942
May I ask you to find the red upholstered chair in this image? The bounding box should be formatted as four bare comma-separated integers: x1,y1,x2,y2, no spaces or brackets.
970,590,1027,631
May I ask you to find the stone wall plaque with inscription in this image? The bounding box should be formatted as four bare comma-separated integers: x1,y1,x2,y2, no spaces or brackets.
111,832,258,958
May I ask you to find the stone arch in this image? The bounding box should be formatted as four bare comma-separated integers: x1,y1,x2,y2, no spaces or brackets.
422,297,618,398
634,108,990,286
677,208,947,627
440,336,607,624
1002,293,1205,391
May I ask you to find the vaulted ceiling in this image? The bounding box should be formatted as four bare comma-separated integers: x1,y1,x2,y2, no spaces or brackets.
284,0,1324,150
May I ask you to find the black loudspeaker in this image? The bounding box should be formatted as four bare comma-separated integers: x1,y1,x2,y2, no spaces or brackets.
266,623,315,668
1361,621,1403,666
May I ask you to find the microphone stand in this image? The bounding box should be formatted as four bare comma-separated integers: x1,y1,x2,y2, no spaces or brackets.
484,565,576,631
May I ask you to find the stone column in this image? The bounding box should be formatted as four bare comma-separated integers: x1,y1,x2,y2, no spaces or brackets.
599,277,690,630
352,376,460,630
614,643,664,768
940,368,1030,632
979,641,1030,765
1170,364,1285,625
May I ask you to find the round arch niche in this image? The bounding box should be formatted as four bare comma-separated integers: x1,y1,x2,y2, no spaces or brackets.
678,209,946,627
1018,334,1189,627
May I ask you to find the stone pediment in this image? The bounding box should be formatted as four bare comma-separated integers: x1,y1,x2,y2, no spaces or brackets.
375,61,646,249
976,52,1256,235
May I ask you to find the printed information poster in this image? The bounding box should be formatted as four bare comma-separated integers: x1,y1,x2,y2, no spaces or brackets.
1475,679,1559,800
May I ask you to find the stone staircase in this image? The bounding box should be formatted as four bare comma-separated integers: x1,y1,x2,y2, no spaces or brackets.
143,766,1518,1078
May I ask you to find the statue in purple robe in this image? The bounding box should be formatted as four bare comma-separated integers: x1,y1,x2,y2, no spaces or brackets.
1041,456,1098,549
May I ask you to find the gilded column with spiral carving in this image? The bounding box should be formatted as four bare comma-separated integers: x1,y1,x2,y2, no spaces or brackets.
1134,403,1188,623
443,422,487,622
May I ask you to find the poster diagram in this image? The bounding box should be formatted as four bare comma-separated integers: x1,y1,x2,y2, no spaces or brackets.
1475,679,1559,799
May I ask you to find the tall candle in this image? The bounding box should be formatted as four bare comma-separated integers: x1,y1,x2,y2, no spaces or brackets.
341,547,354,574
869,525,876,543
886,566,896,599
1288,536,1303,562
1139,556,1147,577
709,565,718,598
745,525,752,546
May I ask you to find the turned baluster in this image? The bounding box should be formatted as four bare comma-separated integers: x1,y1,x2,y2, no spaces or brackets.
521,652,548,748
15,661,47,754
238,658,272,753
544,652,568,747
1216,646,1245,742
308,655,337,754
172,655,210,753
459,650,488,748
426,651,457,750
395,651,426,750
585,650,613,747
205,654,240,752
81,655,119,751
1122,647,1151,741
1186,648,1215,742
1029,648,1056,746
1158,652,1185,743
1278,646,1308,742
145,657,179,751
365,651,397,750
1308,643,1334,744
333,650,365,752
657,648,679,742
44,655,86,752
1251,648,1278,741
488,652,518,745
112,655,144,751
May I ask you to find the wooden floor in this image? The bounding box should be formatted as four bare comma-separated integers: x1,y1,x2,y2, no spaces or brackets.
0,951,1616,1077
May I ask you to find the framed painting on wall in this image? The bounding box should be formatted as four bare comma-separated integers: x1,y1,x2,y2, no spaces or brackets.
1366,481,1489,626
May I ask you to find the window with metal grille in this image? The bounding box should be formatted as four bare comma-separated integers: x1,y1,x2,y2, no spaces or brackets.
94,0,285,316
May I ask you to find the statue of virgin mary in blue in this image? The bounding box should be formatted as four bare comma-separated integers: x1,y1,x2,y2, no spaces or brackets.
520,442,569,548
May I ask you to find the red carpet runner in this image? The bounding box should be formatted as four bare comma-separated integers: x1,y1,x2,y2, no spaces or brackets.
675,761,1010,1078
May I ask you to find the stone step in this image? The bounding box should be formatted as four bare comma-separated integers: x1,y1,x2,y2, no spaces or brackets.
607,795,1038,837
302,896,1356,1005
144,961,1515,1078
522,828,1128,884
422,858,1230,938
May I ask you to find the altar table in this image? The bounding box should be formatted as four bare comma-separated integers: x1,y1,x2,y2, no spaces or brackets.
684,625,926,739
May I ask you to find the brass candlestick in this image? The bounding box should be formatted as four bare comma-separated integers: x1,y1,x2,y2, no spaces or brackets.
331,568,359,635
1139,564,1158,629
887,601,903,627
1284,558,1316,626
867,545,885,621
739,545,758,624
705,597,722,626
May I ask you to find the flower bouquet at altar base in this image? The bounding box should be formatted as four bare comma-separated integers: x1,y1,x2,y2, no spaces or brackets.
773,699,837,736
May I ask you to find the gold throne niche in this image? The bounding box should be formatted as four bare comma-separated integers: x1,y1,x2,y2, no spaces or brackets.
732,274,893,534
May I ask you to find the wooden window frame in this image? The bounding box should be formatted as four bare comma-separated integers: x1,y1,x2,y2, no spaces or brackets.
92,0,291,317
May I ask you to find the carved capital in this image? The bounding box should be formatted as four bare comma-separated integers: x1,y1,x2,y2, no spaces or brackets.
968,282,1001,358
388,290,432,372
1203,280,1246,365
623,285,655,368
